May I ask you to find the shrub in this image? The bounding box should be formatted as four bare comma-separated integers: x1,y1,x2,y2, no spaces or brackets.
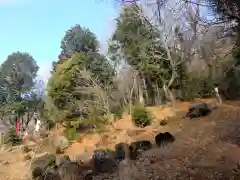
5,128,22,146
22,146,31,153
111,106,124,119
132,105,152,127
64,127,79,141
46,154,56,168
160,119,167,126
55,146,64,154
45,119,55,130
105,147,113,152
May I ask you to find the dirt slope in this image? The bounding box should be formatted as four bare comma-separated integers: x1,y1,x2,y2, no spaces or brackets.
140,101,240,179
0,99,239,180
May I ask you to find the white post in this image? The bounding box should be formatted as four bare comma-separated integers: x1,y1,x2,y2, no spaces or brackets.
214,86,222,104
34,120,41,133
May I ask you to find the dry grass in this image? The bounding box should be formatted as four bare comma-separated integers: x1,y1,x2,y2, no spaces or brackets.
0,99,239,180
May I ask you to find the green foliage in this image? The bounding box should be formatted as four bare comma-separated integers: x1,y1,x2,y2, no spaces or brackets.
64,127,79,141
132,105,152,127
178,72,215,100
109,4,175,105
0,52,41,126
105,147,114,152
0,52,39,93
60,24,99,57
44,119,55,130
5,128,22,146
219,67,240,99
39,96,64,124
111,4,170,83
47,52,114,119
46,154,56,168
111,105,124,119
55,146,64,154
52,24,100,73
48,25,114,122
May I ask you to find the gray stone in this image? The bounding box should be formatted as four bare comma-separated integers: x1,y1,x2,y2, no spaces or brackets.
55,155,71,167
52,136,69,151
31,153,56,170
187,102,211,118
92,149,117,173
58,162,82,180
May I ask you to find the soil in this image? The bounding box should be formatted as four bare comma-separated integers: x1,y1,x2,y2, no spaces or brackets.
0,99,239,180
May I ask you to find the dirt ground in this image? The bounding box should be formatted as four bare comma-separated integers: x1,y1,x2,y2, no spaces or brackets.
0,99,239,180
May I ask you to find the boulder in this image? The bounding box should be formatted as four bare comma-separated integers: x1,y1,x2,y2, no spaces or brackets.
31,153,56,170
155,132,175,147
32,164,60,180
52,136,69,152
114,143,130,162
187,102,211,118
92,149,117,174
58,162,82,180
81,170,93,180
37,171,61,180
32,167,44,179
129,140,152,160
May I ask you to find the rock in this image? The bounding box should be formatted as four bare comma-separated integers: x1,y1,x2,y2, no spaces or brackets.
37,171,61,180
92,149,118,174
155,132,175,147
32,164,60,180
80,170,93,180
55,155,71,167
187,102,211,118
114,143,130,162
32,167,44,179
31,153,56,170
58,162,82,180
52,136,69,152
129,140,152,160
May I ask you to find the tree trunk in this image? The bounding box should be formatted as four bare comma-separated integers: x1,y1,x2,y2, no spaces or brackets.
142,77,148,104
139,86,144,105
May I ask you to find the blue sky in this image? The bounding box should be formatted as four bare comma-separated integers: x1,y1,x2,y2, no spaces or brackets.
0,0,118,82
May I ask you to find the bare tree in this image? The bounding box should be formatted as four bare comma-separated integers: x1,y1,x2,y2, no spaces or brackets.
123,1,201,104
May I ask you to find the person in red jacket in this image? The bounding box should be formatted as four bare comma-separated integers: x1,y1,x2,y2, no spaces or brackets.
15,119,20,136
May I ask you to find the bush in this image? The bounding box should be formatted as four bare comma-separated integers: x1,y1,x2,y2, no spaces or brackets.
132,105,152,127
111,106,124,119
22,146,31,153
46,154,57,168
55,146,64,155
45,119,55,130
64,127,79,141
180,73,215,100
160,119,167,126
5,128,22,146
